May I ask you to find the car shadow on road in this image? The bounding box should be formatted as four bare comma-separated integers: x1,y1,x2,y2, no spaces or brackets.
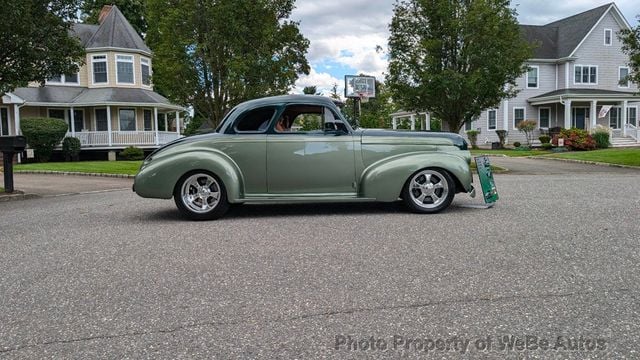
142,200,480,222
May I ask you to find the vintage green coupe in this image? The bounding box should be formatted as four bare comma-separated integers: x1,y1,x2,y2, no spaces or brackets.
134,95,475,220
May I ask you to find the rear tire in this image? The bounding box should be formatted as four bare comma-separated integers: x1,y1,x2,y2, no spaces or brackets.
173,171,229,220
402,168,455,214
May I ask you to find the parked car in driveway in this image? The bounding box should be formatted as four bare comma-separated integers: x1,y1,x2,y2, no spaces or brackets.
133,95,475,220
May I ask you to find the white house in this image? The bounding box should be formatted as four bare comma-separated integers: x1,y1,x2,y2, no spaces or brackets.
463,2,639,146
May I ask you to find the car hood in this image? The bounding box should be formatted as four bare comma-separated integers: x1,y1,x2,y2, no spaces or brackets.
359,129,468,150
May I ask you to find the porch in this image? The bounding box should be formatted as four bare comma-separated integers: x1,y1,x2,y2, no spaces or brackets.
61,130,182,148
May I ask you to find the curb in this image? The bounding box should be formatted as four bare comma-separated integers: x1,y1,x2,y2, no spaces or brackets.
14,170,135,178
524,156,640,170
0,192,41,202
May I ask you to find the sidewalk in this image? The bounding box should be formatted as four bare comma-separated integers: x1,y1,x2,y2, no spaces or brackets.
1,173,133,198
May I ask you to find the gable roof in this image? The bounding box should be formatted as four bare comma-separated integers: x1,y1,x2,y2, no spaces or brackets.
72,5,150,54
520,3,613,59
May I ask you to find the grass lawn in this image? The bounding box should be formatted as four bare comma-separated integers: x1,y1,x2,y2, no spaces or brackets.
15,161,143,175
546,148,640,167
471,149,553,157
470,162,508,173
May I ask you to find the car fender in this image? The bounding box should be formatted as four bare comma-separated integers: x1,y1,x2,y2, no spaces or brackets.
359,152,472,201
134,148,244,201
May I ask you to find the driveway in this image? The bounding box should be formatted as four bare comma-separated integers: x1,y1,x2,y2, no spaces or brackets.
488,156,639,175
10,174,133,196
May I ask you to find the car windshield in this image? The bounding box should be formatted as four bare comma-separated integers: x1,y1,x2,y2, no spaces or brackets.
214,107,239,133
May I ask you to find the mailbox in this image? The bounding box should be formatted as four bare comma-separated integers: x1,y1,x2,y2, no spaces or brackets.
1,136,27,193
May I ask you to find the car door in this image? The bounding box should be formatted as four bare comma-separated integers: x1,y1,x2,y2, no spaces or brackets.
266,104,356,195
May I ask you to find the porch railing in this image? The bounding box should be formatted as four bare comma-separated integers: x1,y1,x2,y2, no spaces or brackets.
65,131,182,147
624,124,639,142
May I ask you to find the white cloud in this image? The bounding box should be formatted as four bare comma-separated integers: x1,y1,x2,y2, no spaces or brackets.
293,68,343,96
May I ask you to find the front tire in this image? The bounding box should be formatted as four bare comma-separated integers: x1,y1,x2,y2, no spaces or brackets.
402,168,455,214
174,171,230,220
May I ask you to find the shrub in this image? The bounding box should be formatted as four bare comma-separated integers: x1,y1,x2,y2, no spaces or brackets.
495,130,508,148
513,141,521,148
514,145,530,151
538,135,551,144
466,130,479,149
592,129,610,149
541,143,553,150
119,146,145,160
430,118,442,131
62,137,81,161
21,117,68,162
516,120,537,145
552,128,596,151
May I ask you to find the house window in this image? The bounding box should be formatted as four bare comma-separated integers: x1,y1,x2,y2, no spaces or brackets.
539,108,551,128
48,109,66,120
92,54,108,84
116,54,135,84
143,109,153,131
628,107,637,127
619,67,630,88
119,109,136,131
513,107,525,128
574,65,597,84
604,29,612,46
69,109,84,132
48,75,62,83
65,72,79,84
48,72,79,85
487,110,497,130
141,58,151,86
0,108,9,136
610,107,621,129
95,108,108,131
464,120,472,131
527,66,539,88
158,113,166,131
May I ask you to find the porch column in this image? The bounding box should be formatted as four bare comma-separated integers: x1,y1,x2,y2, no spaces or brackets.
564,100,572,129
410,114,415,130
154,107,159,146
13,104,20,135
425,113,431,130
175,111,180,135
590,100,597,130
106,105,112,146
622,100,628,136
70,107,76,136
503,100,509,130
164,115,168,133
392,116,397,129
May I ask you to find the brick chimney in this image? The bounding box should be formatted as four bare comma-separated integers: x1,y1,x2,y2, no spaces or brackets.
98,5,113,24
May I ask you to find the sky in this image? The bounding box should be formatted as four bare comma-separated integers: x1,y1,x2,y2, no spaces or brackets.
290,0,639,97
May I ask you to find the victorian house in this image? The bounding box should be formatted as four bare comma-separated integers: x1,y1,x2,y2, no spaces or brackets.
0,5,184,158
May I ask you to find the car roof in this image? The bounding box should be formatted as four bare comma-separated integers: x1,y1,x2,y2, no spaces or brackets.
236,95,339,109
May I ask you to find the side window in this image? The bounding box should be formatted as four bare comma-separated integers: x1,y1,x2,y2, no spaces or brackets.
234,107,276,133
276,105,348,133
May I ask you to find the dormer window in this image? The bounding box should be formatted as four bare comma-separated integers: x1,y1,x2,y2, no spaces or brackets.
47,72,79,85
604,29,612,46
116,54,135,84
92,54,108,84
141,58,151,86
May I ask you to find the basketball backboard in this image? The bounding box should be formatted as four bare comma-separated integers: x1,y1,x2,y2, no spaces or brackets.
344,75,376,98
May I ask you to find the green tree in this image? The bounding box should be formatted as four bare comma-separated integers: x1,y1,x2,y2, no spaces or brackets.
620,16,640,87
387,0,532,132
146,0,310,128
81,0,147,37
0,0,85,95
329,83,341,100
303,86,320,95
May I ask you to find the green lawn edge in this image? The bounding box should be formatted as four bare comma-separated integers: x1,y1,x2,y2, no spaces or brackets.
15,161,143,175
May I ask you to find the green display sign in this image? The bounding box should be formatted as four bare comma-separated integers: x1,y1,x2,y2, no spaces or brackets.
474,156,499,203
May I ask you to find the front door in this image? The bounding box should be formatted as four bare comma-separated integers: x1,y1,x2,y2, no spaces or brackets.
572,108,587,129
267,105,355,194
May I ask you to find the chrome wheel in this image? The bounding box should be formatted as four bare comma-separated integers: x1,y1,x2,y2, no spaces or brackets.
407,169,450,210
180,174,221,214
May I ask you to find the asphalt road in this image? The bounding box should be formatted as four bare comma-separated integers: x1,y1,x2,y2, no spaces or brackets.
1,163,639,358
